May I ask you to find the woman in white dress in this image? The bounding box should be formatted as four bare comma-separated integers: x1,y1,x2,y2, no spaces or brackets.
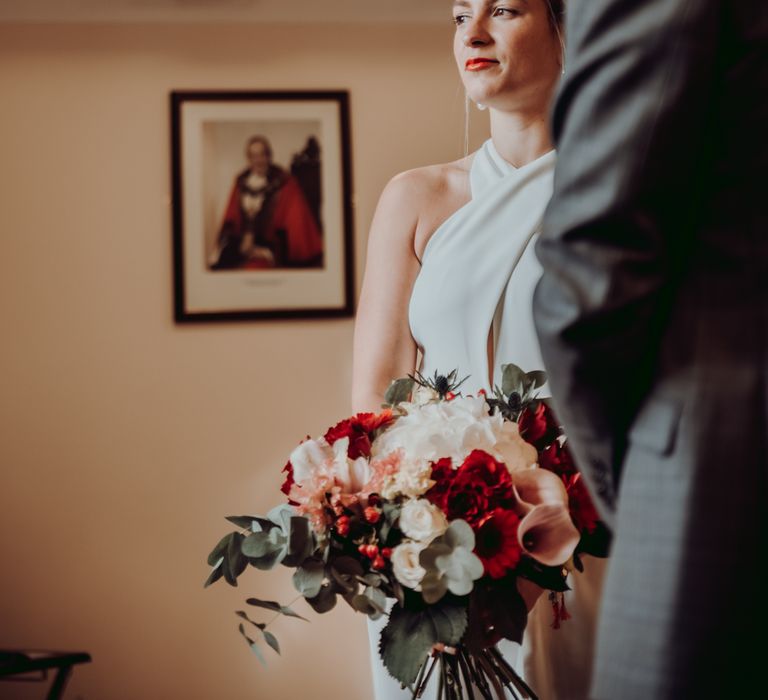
352,1,606,698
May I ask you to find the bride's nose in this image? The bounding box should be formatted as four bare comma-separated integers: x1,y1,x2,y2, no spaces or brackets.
462,18,492,47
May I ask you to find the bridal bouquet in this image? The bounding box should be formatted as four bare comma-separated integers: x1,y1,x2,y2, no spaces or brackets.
205,365,609,700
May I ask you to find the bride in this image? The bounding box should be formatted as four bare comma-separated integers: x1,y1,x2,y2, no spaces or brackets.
352,1,606,698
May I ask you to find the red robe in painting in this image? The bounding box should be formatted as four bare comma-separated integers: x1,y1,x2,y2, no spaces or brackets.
216,166,323,269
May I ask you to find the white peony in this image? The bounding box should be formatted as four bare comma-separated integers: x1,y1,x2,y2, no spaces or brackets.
399,498,448,543
391,541,427,590
371,395,537,474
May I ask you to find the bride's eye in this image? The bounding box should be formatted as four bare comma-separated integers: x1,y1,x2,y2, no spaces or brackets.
493,6,522,18
453,13,471,26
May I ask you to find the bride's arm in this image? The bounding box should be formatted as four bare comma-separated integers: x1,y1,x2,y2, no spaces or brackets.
352,172,424,413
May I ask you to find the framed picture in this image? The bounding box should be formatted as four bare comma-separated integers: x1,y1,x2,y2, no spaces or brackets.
170,90,354,321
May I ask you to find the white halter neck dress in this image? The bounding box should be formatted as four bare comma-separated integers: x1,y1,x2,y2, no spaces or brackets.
367,140,606,700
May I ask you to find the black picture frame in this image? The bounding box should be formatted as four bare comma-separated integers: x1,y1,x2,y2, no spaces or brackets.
170,90,354,322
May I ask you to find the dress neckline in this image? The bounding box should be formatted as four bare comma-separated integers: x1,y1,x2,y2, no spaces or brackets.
485,139,556,174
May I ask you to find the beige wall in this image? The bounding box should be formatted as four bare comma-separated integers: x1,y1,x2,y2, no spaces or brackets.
0,21,488,700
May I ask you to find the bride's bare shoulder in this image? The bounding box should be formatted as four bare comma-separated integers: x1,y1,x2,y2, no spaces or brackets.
376,155,473,224
386,155,473,203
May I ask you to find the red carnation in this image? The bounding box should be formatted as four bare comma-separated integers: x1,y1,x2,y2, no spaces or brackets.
424,458,454,513
474,508,523,579
323,410,394,460
518,402,561,451
426,450,514,526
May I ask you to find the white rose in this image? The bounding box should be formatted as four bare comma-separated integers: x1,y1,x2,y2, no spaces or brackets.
399,498,448,543
391,541,427,590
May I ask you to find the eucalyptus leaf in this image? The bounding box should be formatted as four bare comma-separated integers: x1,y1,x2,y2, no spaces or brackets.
329,556,363,594
364,585,387,617
384,377,416,407
349,593,380,616
262,629,281,655
305,583,338,614
203,564,224,589
501,363,526,396
206,533,233,566
235,610,266,630
225,515,262,529
249,547,286,571
363,573,384,588
238,623,267,667
245,597,309,621
524,370,547,393
267,503,295,531
281,516,314,567
292,557,325,598
241,529,286,560
419,570,448,605
223,532,246,586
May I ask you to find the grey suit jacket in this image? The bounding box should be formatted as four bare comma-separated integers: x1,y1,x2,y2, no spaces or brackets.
533,1,768,697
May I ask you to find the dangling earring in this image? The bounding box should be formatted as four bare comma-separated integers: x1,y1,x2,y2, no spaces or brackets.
464,92,470,157
556,26,566,75
476,102,487,111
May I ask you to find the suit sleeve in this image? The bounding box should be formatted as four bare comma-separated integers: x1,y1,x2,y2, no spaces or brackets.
533,0,721,523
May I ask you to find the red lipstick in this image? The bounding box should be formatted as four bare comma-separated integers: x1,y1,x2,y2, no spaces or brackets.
465,58,498,71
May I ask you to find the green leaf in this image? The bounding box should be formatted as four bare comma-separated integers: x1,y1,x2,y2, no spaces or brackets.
206,533,233,566
281,516,314,567
242,528,285,559
225,515,262,529
523,370,547,394
329,556,363,594
235,610,266,630
384,377,415,407
238,623,266,667
305,583,337,614
363,573,384,588
245,597,309,621
428,599,468,645
377,600,466,688
379,502,401,544
249,547,286,571
364,585,387,617
501,363,525,397
203,561,224,589
378,605,435,687
223,532,247,586
267,503,295,531
262,629,281,655
292,557,325,598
